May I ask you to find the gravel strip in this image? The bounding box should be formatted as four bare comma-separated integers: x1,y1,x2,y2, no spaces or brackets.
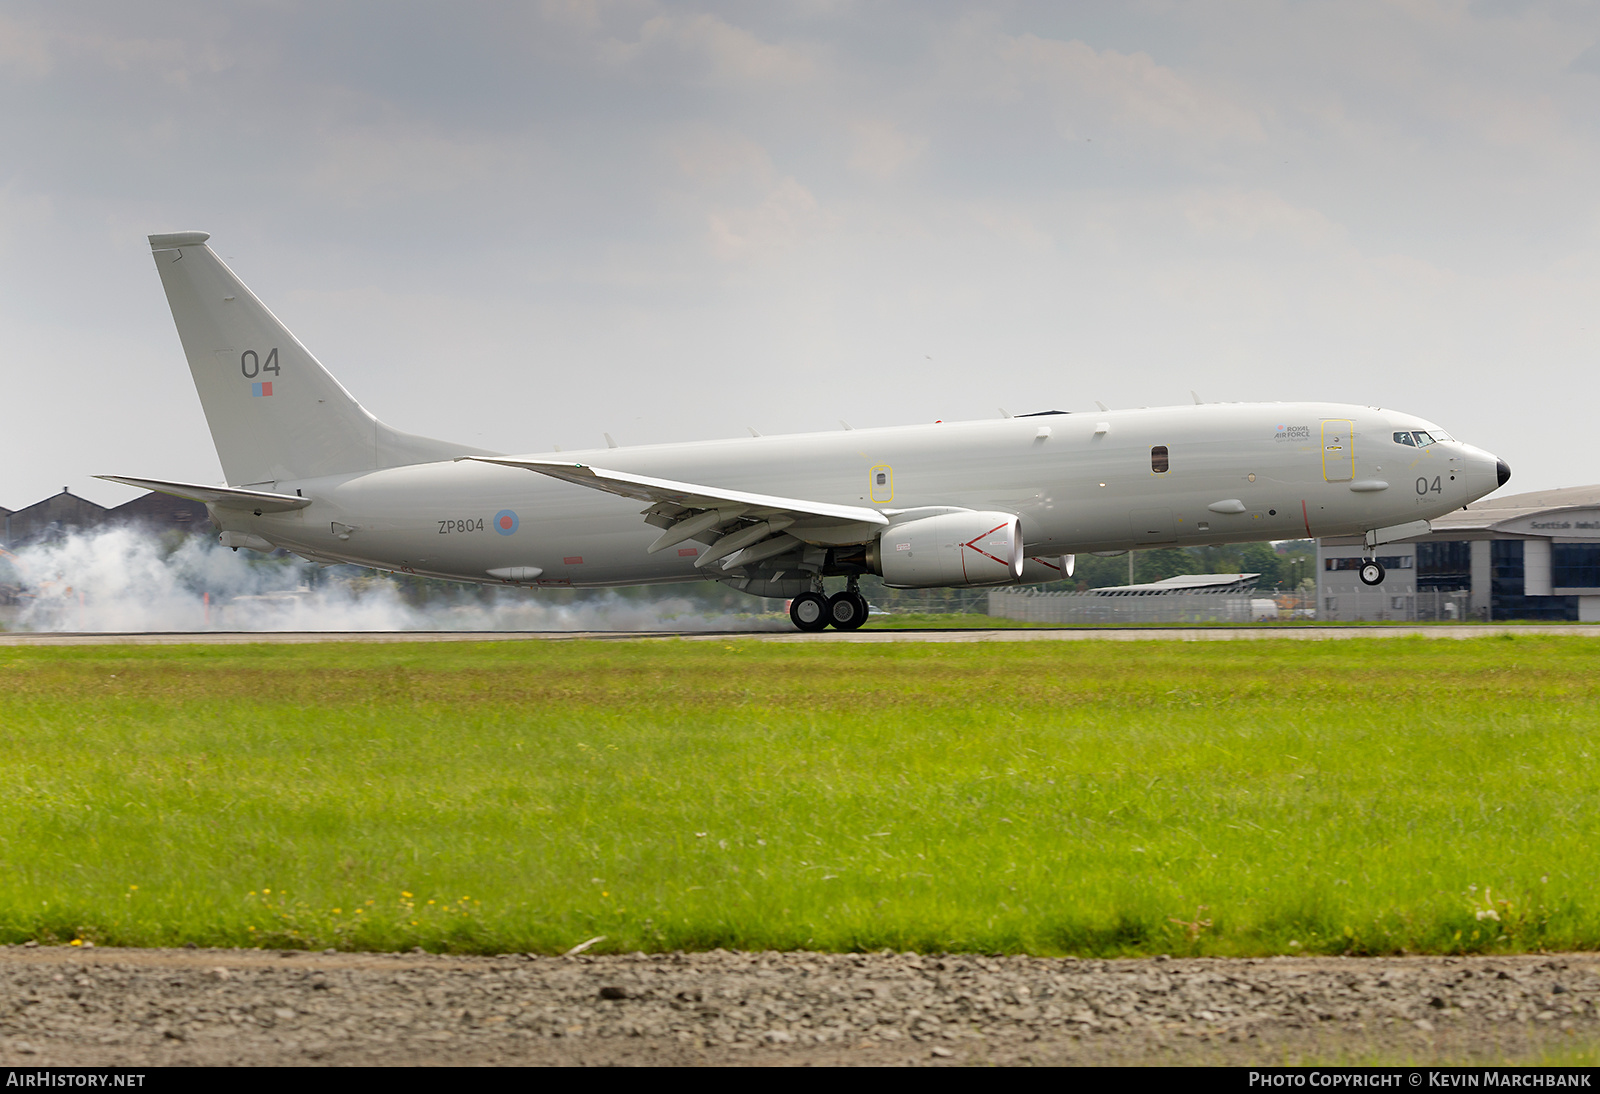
2,947,1597,1066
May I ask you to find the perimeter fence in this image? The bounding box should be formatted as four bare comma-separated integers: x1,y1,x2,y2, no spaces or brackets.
1320,587,1473,623
988,587,1285,625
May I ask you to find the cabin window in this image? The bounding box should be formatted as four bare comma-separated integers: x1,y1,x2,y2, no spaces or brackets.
1150,445,1169,474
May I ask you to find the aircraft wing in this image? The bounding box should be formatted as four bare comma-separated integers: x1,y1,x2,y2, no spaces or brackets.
464,457,888,526
95,475,312,513
464,456,887,567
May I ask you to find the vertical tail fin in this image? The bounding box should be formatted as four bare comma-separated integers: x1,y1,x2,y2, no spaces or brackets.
148,231,493,486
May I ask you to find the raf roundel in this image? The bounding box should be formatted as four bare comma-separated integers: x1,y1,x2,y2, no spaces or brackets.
494,509,519,536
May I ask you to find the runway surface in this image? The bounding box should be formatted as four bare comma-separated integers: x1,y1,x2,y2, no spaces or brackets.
1,946,1594,1066
3,624,1600,645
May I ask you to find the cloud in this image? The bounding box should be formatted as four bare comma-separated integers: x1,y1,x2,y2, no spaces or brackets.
4,1,1600,506
303,124,520,205
847,119,927,179
667,128,835,260
999,32,1266,143
536,0,614,34
0,14,52,80
0,184,55,258
670,128,775,183
921,20,1266,149
604,10,819,86
1569,40,1600,75
708,176,833,261
1181,189,1348,249
0,12,231,89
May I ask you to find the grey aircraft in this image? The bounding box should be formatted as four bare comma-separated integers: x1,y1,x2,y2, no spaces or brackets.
103,231,1512,631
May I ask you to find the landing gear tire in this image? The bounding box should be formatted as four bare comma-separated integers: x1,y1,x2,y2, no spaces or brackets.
1359,561,1386,586
827,592,869,631
790,592,829,632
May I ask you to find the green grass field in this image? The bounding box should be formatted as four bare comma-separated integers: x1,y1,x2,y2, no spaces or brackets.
2,636,1597,956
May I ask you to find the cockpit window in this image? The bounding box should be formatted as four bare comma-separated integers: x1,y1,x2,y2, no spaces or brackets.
1412,431,1435,447
1393,432,1416,446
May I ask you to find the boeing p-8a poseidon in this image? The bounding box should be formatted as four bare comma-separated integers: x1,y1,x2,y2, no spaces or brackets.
104,231,1512,631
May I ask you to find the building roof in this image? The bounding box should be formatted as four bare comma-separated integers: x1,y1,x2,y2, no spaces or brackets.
1474,484,1600,510
1424,484,1600,536
1093,573,1261,596
1,488,212,547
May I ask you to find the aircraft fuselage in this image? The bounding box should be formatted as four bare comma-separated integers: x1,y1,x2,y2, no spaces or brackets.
225,402,1501,589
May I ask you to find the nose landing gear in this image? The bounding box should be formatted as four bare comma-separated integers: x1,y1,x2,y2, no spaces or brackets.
1358,528,1388,586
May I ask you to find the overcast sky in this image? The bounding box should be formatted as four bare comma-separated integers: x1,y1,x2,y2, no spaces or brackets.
3,1,1598,510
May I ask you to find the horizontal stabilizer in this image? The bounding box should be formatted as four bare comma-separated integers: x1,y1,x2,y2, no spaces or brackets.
464,457,889,527
96,475,312,513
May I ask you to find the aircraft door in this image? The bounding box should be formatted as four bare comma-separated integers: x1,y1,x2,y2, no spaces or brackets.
869,465,893,503
1321,419,1354,482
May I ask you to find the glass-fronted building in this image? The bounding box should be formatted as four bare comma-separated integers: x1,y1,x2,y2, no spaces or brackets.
1317,485,1600,622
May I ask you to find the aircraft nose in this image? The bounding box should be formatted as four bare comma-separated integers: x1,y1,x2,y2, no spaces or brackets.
1497,458,1512,488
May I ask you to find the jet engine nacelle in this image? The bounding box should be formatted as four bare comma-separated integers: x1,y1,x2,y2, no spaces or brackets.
875,511,1023,588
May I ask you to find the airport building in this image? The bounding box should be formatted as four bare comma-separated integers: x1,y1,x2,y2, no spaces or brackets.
1317,485,1600,623
0,487,211,548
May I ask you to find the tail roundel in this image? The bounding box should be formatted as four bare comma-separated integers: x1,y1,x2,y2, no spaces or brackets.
147,232,496,487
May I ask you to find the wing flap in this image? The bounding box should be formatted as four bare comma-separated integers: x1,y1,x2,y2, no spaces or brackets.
96,475,312,513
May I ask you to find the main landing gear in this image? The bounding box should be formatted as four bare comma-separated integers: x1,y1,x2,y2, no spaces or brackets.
790,580,870,632
1359,560,1386,586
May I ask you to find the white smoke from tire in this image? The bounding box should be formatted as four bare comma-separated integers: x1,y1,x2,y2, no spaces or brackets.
1,527,786,633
